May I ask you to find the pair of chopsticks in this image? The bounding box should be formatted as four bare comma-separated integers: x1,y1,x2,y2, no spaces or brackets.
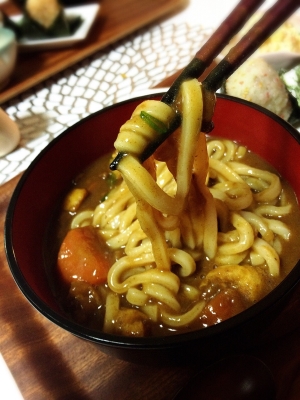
110,0,299,170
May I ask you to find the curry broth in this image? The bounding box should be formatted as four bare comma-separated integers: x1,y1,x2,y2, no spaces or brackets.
46,142,300,336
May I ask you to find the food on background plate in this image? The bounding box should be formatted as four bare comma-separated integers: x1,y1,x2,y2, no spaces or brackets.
225,13,300,55
282,64,300,110
3,0,82,40
225,57,293,121
47,79,300,338
259,19,300,54
25,0,66,31
224,57,300,124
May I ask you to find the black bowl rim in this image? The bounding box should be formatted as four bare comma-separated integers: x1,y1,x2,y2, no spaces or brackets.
4,93,300,350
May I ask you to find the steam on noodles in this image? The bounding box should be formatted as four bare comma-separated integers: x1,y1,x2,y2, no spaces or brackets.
55,79,300,337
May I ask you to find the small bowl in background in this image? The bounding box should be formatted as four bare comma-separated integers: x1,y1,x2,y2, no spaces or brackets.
0,107,20,157
4,94,300,366
0,27,17,90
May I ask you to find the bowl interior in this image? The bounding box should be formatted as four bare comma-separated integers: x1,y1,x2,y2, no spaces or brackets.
5,94,300,345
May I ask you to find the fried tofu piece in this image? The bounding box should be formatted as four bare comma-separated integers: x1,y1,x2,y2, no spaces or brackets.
63,188,88,212
25,0,63,29
115,308,149,337
206,264,264,303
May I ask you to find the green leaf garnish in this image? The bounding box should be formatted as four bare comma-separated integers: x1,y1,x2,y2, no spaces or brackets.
140,111,168,134
106,172,117,187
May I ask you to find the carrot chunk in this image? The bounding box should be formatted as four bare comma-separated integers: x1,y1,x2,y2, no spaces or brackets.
57,226,112,285
200,288,246,327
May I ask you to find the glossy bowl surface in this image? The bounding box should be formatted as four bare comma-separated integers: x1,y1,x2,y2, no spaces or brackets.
5,94,300,365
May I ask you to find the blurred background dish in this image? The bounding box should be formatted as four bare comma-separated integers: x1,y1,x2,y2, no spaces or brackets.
0,27,17,90
0,107,20,157
9,3,100,51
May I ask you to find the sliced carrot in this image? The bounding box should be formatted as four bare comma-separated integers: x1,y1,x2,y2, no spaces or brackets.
57,226,112,285
200,288,246,327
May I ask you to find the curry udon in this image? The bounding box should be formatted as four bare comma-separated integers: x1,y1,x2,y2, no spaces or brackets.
47,79,300,337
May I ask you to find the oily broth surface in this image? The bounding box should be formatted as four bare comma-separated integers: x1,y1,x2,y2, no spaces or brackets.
55,153,114,245
46,141,300,336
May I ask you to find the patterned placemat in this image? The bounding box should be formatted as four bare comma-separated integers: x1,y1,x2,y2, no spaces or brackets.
0,22,212,185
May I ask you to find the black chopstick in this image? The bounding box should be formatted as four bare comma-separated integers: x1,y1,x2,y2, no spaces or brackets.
161,0,265,105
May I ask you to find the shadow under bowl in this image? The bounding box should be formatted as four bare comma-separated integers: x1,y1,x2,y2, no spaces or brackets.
4,93,300,365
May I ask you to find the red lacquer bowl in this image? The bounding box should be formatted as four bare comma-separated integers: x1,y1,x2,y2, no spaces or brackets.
5,94,300,365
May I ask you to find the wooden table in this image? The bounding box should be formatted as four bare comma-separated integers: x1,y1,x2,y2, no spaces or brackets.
1,4,300,398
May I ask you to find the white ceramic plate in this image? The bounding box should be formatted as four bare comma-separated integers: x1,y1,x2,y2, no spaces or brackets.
10,4,100,52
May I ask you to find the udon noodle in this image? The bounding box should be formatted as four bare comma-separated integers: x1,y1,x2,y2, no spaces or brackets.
55,79,300,337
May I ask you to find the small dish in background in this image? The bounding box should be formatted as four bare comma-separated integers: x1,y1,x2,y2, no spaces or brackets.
0,27,17,90
10,4,100,52
0,108,20,157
